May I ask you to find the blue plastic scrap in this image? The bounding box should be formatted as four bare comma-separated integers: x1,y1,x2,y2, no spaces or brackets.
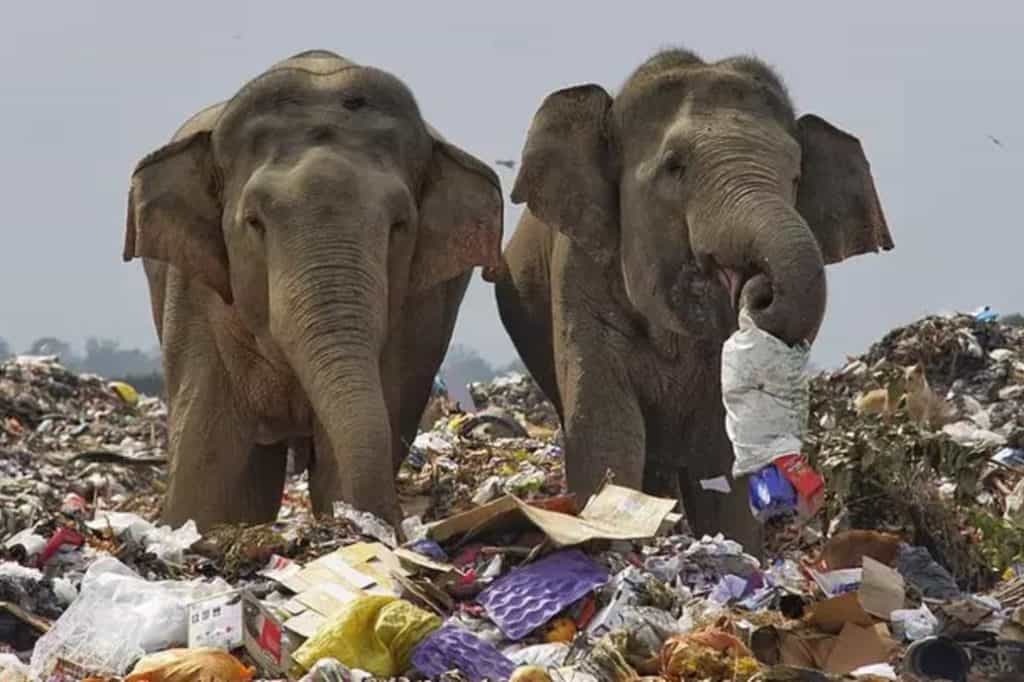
748,464,798,522
974,305,999,322
993,447,1024,469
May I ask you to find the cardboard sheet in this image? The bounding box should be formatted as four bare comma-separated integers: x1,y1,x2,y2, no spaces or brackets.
810,556,905,634
187,589,244,650
427,485,678,547
823,623,898,674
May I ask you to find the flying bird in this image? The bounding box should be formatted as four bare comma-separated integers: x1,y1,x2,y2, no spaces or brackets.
987,134,1005,148
495,160,516,169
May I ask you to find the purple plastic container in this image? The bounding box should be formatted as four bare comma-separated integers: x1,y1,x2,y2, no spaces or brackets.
477,548,609,640
412,624,517,682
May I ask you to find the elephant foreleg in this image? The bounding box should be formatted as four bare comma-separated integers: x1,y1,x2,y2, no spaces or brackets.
678,399,763,557
494,213,562,420
392,273,472,473
556,329,646,501
162,381,286,530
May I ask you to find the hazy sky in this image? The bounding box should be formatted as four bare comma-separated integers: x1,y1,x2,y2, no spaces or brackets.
3,2,1022,367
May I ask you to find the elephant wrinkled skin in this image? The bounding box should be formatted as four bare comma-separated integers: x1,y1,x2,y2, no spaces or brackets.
125,50,502,531
495,49,892,553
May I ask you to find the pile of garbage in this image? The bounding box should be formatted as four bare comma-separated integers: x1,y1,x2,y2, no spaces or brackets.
807,313,1024,589
3,312,1024,682
468,373,560,434
1,355,168,537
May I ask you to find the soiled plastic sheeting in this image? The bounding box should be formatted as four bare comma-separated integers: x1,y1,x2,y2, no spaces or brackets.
895,544,961,601
87,511,200,563
291,595,441,678
29,557,232,679
0,653,31,682
477,549,609,640
332,502,398,548
891,605,939,642
505,643,571,669
412,624,517,682
721,310,811,476
297,658,373,682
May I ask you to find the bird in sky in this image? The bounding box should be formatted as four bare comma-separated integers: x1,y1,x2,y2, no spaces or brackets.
987,134,1005,148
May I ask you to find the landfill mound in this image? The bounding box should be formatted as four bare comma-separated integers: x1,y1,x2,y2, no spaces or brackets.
468,372,560,432
2,316,1024,681
807,314,1024,590
0,355,168,536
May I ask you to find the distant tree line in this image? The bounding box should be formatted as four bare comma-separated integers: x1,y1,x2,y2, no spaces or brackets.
0,335,527,404
13,310,1016,405
0,335,165,397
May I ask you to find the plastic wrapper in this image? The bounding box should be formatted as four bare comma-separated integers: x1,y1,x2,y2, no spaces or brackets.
108,381,140,407
571,632,638,682
660,628,759,682
0,654,31,682
891,604,938,642
29,557,231,679
505,643,571,669
508,666,554,682
332,502,398,548
291,595,441,678
682,534,761,580
124,647,254,682
297,658,373,682
590,605,683,661
86,511,200,563
895,544,960,601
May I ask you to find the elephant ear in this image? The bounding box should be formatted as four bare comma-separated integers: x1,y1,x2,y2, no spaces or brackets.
123,131,231,303
796,114,894,265
412,134,504,292
511,85,618,266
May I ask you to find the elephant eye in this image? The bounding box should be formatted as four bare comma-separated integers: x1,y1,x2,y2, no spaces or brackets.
244,213,264,233
662,151,687,180
343,95,367,111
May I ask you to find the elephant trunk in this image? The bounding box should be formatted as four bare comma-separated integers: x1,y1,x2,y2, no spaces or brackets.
693,188,826,347
737,198,826,345
269,232,398,521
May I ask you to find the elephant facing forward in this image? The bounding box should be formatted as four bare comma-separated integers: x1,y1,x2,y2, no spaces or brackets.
125,50,502,531
495,49,892,552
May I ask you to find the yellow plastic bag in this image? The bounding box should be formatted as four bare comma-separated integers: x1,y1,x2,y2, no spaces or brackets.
109,381,139,407
292,596,442,677
124,647,254,682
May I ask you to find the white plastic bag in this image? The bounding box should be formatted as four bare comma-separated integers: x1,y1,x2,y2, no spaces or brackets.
721,311,810,476
0,654,31,682
505,643,571,669
86,511,201,563
30,557,231,678
891,604,938,642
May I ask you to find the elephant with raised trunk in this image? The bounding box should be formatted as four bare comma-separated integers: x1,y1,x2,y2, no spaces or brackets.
495,49,892,552
124,50,502,531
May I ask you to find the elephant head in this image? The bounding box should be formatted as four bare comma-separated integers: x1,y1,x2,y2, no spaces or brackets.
511,49,891,346
123,50,502,522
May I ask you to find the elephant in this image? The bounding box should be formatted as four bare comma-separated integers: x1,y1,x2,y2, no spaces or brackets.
123,50,503,531
494,49,893,553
